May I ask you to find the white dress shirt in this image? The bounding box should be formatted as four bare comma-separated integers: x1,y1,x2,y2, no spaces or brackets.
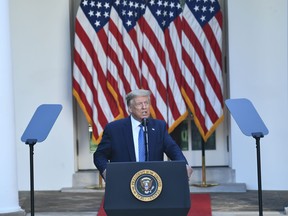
130,115,142,162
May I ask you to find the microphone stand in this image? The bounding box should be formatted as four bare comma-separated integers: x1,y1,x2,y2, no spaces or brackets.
142,118,149,161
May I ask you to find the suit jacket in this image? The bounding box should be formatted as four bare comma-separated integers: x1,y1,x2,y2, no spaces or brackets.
94,116,187,174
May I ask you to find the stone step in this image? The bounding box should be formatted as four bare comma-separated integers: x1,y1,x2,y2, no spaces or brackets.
72,167,236,186
68,167,246,193
62,182,246,193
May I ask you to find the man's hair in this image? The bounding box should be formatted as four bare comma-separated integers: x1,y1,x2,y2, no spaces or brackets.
125,89,151,106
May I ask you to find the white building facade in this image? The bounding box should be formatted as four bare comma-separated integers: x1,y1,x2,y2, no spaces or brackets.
0,2,287,214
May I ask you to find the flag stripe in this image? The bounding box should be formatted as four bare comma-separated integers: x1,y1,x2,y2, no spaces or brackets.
75,20,120,126
73,1,120,143
181,0,224,141
141,11,168,122
106,1,145,116
164,14,187,128
141,48,166,120
182,18,219,128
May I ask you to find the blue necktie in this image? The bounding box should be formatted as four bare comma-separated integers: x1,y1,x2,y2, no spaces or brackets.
138,125,145,162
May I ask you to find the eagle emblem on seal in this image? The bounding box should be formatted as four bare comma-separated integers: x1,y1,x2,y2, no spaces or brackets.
140,177,155,194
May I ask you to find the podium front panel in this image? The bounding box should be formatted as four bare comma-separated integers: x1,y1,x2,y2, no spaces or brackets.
104,161,191,216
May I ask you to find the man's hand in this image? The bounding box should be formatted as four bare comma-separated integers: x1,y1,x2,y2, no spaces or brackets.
102,169,107,181
186,165,193,181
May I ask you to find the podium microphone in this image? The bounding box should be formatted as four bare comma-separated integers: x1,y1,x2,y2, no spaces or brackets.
142,118,149,161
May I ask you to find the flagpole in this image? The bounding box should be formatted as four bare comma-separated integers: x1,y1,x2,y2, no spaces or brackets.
98,174,103,188
86,173,104,190
193,139,218,187
201,142,207,186
87,126,104,190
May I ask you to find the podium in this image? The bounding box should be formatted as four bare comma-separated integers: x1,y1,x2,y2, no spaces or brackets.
104,161,191,216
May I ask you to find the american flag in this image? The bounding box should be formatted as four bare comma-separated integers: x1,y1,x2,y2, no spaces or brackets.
73,0,121,143
141,0,188,132
73,0,224,143
181,0,224,141
106,0,146,116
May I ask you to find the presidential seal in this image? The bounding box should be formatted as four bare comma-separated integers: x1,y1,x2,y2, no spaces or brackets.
130,169,162,202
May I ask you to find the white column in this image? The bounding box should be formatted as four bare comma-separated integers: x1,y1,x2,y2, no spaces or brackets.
0,0,23,214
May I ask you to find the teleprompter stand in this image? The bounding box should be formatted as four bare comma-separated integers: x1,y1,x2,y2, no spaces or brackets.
21,104,62,216
225,98,269,216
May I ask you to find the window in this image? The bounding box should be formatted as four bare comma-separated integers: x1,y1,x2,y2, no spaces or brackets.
170,118,216,151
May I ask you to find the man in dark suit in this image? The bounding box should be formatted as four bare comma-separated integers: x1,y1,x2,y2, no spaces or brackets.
94,89,193,180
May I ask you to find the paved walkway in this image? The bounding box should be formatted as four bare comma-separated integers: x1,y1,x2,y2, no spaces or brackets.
18,190,288,216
